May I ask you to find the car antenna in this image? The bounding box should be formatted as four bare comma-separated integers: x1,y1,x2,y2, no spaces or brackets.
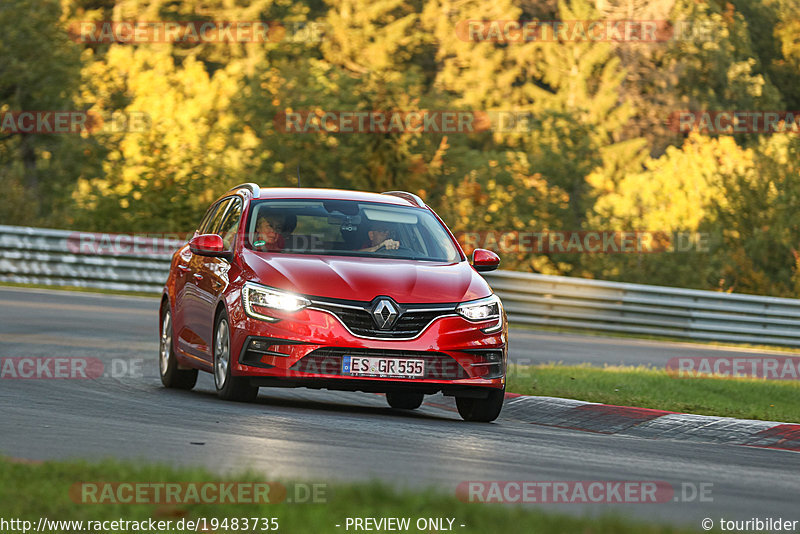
296,163,301,188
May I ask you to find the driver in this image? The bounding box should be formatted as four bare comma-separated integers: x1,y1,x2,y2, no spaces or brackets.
360,221,400,252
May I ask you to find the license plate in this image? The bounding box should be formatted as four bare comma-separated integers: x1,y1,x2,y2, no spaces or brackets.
342,356,424,378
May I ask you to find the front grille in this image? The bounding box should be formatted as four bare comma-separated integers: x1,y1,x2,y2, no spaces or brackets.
290,347,469,379
310,298,456,338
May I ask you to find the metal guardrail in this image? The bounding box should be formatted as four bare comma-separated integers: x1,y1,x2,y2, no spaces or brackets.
2,225,800,347
0,225,181,293
483,271,800,347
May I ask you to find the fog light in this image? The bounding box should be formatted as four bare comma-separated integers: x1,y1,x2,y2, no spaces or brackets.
246,338,292,357
250,340,269,351
468,350,504,379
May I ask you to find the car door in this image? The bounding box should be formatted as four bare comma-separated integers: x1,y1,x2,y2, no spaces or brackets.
192,197,243,360
175,198,232,360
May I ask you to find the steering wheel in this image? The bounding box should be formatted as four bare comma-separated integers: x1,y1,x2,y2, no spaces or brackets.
375,244,416,256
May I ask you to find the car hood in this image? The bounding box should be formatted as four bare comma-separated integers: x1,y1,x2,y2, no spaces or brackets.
240,251,492,303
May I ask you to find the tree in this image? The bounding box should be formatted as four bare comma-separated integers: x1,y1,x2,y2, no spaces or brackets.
585,133,747,288
71,47,255,232
0,0,82,223
713,132,800,296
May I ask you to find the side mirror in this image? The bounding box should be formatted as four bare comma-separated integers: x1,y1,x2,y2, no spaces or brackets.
472,248,500,272
189,234,232,259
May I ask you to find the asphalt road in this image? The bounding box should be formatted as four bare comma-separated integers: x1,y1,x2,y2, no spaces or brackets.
1,287,798,530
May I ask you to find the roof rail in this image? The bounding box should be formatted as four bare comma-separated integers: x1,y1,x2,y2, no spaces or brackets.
381,190,425,208
228,183,260,197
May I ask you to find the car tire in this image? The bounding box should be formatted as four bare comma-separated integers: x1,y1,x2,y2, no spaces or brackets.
455,388,504,422
213,311,259,402
159,306,198,390
386,391,424,410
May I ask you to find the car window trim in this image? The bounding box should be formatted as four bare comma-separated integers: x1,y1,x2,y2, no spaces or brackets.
216,197,244,252
197,202,220,235
207,197,236,234
244,198,463,262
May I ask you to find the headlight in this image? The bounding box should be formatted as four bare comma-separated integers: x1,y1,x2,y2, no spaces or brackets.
242,282,310,322
456,294,503,333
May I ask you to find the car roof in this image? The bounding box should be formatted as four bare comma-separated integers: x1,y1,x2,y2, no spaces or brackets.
253,187,422,207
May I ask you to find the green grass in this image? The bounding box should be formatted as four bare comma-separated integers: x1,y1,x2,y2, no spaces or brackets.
507,363,800,423
0,457,710,534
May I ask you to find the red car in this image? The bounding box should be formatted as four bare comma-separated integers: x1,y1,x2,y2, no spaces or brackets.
159,184,507,422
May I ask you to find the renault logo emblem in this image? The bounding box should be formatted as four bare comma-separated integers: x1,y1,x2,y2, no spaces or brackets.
372,299,398,330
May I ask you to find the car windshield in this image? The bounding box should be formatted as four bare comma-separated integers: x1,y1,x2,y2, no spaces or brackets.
245,199,462,262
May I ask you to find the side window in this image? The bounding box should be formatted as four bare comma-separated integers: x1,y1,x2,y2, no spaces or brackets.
205,198,233,235
217,198,243,250
197,203,220,235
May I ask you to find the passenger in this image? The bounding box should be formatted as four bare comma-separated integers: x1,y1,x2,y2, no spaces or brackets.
254,212,286,251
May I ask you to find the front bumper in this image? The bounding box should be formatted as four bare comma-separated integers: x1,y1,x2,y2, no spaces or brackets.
227,302,507,394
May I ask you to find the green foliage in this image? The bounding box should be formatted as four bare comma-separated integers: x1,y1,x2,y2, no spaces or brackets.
0,0,82,222
712,133,800,295
1,0,799,296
